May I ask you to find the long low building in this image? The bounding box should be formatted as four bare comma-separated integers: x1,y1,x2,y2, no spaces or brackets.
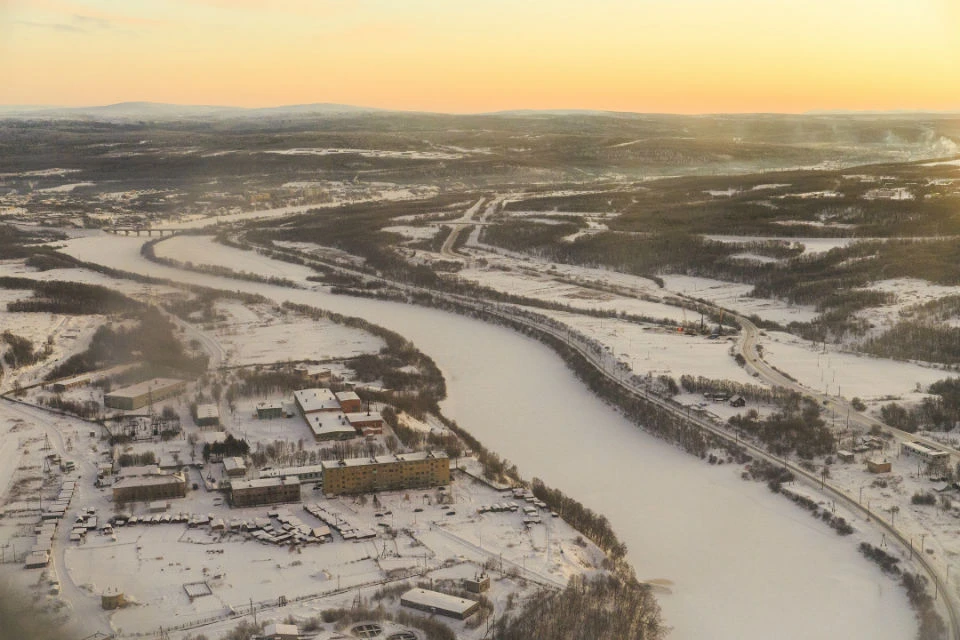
400,588,479,620
230,476,301,507
260,464,324,483
321,451,449,496
104,378,187,411
902,441,950,465
112,465,186,503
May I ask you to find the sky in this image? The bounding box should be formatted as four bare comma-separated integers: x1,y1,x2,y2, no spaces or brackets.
1,0,959,114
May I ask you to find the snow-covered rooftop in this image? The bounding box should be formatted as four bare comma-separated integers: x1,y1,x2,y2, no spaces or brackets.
304,412,357,439
293,388,339,413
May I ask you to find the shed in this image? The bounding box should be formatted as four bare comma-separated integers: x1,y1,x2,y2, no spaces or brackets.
729,395,746,408
867,459,892,474
837,450,855,463
463,573,490,593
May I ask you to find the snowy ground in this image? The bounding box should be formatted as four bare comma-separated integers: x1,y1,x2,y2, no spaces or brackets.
212,301,383,367
761,330,950,403
62,468,593,637
659,274,818,324
540,311,757,386
457,266,687,323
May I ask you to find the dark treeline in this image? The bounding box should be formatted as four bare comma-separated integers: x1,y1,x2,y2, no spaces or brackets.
863,321,960,366
1,331,47,368
494,573,663,640
202,434,250,461
679,374,796,405
880,377,960,432
728,400,834,459
1,277,140,316
531,478,626,559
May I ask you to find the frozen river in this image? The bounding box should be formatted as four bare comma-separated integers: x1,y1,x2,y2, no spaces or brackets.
57,234,915,640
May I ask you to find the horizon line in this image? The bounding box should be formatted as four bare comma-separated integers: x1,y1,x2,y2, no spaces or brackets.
3,101,960,118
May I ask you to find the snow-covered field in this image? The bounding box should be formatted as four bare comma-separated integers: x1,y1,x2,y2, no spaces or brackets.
381,225,441,242
50,234,919,640
760,330,949,402
542,311,757,385
213,301,383,366
457,266,687,323
703,235,860,255
263,148,464,160
660,274,819,324
856,278,960,329
36,182,95,193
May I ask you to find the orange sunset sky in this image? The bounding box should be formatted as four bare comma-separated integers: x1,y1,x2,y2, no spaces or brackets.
2,0,959,113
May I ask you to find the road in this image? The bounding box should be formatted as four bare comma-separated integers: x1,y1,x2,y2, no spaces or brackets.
0,400,114,638
734,313,960,464
439,196,486,258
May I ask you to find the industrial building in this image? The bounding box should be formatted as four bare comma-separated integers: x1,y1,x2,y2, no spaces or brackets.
259,464,324,484
104,378,187,411
230,476,301,507
294,388,340,414
305,411,358,441
222,457,247,478
195,403,220,428
112,465,187,503
256,401,285,420
400,588,479,620
320,451,449,496
294,364,330,383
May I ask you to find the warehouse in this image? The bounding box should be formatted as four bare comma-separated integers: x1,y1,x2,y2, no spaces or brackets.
112,465,187,503
320,451,449,496
104,378,186,411
305,411,358,441
222,457,247,478
293,388,340,414
256,401,285,420
400,588,479,620
230,476,301,507
196,403,220,428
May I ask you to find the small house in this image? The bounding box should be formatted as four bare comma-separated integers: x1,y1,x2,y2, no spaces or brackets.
866,459,891,474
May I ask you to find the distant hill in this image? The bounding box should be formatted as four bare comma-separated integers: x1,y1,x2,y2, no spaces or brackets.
0,101,386,121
